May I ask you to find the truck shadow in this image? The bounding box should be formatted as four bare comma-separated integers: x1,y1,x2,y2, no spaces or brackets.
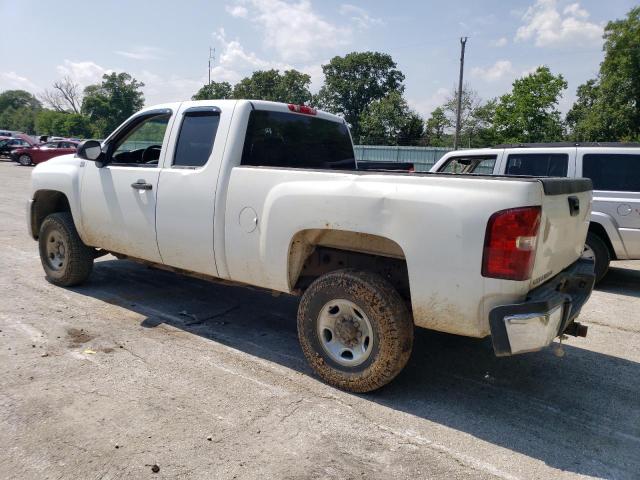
596,264,640,298
72,259,640,480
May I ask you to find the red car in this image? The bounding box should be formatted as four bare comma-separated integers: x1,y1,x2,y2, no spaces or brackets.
12,140,79,166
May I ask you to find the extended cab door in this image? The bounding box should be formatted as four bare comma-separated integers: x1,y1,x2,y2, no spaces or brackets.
79,108,176,262
155,102,234,277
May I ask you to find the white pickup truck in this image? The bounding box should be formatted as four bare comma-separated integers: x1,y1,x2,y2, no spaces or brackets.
28,100,595,392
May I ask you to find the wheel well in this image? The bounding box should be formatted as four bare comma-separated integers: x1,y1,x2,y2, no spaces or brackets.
289,230,411,302
588,222,616,260
31,190,71,240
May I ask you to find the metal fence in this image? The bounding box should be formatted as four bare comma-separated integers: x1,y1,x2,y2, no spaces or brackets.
353,145,452,172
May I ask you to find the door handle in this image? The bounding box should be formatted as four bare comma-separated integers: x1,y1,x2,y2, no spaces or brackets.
131,180,152,190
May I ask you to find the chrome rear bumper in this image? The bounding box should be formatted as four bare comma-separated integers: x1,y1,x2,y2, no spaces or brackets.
489,259,595,356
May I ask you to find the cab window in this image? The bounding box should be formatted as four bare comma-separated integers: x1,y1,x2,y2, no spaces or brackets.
110,113,171,167
173,109,220,168
505,153,568,176
439,155,497,174
241,110,355,169
583,154,640,192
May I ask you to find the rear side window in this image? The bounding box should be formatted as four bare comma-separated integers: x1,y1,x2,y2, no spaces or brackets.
505,153,568,176
582,154,640,191
439,156,496,174
173,110,220,168
241,110,355,169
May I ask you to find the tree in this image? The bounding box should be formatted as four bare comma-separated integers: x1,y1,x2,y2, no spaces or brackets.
40,76,82,114
424,107,451,147
0,90,41,114
566,7,640,141
232,69,312,104
317,52,405,140
35,110,93,138
359,92,424,145
493,66,567,143
81,72,145,137
0,90,42,133
566,80,601,141
192,81,233,100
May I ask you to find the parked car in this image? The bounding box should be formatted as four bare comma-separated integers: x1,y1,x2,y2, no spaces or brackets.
0,137,34,157
28,101,594,392
431,142,640,283
12,140,79,166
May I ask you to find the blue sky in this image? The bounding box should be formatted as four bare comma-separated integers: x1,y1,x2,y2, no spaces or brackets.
0,0,636,116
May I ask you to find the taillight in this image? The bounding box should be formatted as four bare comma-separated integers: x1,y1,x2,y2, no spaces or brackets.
288,104,317,115
482,206,541,281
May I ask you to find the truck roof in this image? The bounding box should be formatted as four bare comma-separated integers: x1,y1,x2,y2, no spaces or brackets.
136,100,346,125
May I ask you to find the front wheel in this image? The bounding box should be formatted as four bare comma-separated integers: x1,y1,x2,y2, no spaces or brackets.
297,269,413,393
38,212,94,287
18,154,32,166
582,232,610,284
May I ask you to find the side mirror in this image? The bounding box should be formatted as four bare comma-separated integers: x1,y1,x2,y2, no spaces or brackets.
76,140,104,162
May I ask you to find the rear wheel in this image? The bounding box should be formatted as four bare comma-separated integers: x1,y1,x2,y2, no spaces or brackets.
18,154,32,166
297,269,413,393
38,212,94,287
582,232,610,284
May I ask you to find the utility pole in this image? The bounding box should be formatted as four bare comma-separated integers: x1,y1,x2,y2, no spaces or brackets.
208,47,215,86
453,37,468,150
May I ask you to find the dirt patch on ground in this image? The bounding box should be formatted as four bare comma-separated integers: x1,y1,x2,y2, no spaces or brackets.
66,328,95,348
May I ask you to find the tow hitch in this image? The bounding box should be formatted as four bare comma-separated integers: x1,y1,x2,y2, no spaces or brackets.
564,321,588,338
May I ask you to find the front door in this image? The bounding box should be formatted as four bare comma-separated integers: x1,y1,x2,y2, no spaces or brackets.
79,110,174,262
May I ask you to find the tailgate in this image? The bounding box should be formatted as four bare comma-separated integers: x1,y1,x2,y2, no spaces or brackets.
529,178,593,288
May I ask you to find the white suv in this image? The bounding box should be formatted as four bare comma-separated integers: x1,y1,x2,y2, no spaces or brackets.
431,143,640,283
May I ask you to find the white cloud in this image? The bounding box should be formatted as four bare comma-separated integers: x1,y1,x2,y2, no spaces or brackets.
471,60,514,82
137,70,203,104
210,28,284,84
0,71,38,91
491,37,508,47
56,60,111,86
515,0,603,47
339,4,383,29
226,5,248,17
225,0,350,62
114,46,165,60
410,87,450,117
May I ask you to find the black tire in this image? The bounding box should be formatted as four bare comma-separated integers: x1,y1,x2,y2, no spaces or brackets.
297,269,413,393
584,232,610,284
17,154,32,166
38,212,94,287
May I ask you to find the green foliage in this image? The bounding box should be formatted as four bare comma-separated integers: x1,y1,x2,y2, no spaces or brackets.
316,52,405,139
566,7,640,141
0,89,41,113
493,66,567,143
359,92,423,145
81,72,145,137
0,90,42,133
35,110,93,138
232,69,312,104
192,81,233,100
424,107,451,147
